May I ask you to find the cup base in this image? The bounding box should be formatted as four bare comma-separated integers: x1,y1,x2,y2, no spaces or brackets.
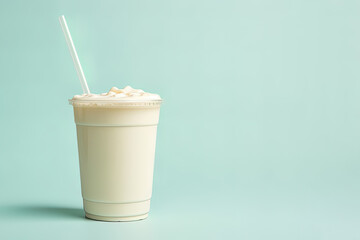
83,199,151,222
85,212,148,222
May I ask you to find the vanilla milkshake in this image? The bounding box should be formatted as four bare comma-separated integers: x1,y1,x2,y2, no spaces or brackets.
70,86,162,221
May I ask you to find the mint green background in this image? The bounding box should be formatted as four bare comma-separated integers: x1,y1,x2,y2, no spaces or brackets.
1,0,360,239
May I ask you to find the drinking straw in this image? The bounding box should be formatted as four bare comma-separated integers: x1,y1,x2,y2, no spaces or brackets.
59,15,90,94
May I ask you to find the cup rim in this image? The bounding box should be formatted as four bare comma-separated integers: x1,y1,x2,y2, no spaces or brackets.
69,99,163,108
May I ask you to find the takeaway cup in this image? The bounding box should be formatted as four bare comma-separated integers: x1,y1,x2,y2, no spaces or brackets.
70,99,162,221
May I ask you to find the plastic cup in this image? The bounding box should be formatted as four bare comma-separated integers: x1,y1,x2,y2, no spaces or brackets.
70,99,162,221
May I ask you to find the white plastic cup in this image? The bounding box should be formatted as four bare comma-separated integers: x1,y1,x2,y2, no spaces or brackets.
70,99,162,221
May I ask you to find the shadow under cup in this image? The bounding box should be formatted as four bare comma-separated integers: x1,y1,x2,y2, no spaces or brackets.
70,99,162,222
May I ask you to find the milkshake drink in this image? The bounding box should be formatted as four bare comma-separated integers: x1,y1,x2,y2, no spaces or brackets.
70,86,162,221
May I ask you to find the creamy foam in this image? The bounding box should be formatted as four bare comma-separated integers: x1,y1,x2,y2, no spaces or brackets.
72,86,161,101
70,86,161,107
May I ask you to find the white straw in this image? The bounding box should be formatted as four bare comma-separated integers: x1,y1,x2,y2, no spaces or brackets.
59,15,90,94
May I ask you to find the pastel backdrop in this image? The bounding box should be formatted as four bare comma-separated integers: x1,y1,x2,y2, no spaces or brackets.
1,0,360,239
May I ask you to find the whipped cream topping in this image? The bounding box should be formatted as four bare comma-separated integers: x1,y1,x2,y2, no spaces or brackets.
72,86,161,101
